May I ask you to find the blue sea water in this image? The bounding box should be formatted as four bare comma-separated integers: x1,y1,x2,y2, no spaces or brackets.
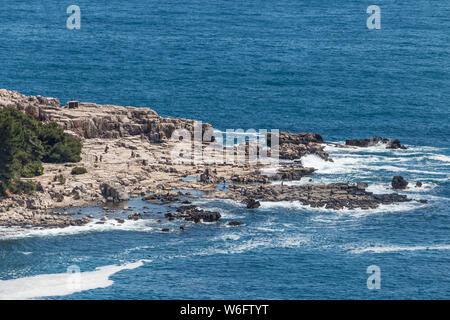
0,0,449,299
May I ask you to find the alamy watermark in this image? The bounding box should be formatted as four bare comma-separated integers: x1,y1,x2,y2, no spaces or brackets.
170,122,279,166
67,5,81,30
367,5,381,30
366,265,381,290
66,264,81,291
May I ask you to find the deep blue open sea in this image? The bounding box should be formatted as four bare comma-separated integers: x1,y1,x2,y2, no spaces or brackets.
0,1,449,299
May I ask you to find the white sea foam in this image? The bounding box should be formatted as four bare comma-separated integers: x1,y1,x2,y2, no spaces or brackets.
0,260,150,300
213,233,241,241
349,244,450,254
259,200,425,220
210,236,308,255
253,226,285,233
366,165,445,175
427,154,450,164
365,181,437,194
324,143,388,153
0,218,158,240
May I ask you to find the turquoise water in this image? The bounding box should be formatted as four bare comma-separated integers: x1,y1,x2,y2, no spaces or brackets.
0,1,449,299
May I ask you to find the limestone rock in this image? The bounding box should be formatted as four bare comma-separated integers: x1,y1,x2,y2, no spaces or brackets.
100,183,129,203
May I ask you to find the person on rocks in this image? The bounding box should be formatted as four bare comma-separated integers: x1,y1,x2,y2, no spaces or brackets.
104,145,109,153
100,155,103,162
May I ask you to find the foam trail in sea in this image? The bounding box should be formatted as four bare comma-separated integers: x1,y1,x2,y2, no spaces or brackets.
0,260,150,300
0,218,158,240
349,244,450,254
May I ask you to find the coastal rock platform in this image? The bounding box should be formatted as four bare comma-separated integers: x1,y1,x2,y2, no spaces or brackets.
0,89,417,228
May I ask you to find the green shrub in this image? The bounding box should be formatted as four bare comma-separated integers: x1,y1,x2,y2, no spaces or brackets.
71,167,87,175
0,107,82,196
39,123,83,163
6,180,36,195
21,161,44,178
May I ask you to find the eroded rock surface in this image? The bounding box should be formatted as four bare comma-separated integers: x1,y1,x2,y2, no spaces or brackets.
268,131,331,161
166,205,221,223
0,89,212,142
210,183,411,210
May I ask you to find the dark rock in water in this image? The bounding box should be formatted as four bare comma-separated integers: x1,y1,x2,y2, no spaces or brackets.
142,192,180,204
346,136,383,147
386,139,407,150
115,218,125,224
73,217,90,226
214,182,412,210
372,193,409,202
128,212,141,220
161,228,170,232
345,137,407,149
180,226,185,231
243,198,261,209
267,131,330,161
356,182,368,190
415,181,423,188
392,176,408,189
171,205,221,223
418,199,428,204
228,221,244,226
100,183,129,203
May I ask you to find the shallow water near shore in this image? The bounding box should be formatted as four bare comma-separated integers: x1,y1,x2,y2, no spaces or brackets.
1,0,449,299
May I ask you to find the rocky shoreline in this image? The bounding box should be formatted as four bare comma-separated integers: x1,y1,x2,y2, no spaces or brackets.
0,89,421,229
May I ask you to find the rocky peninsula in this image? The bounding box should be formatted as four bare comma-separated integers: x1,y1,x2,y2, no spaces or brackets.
0,89,420,228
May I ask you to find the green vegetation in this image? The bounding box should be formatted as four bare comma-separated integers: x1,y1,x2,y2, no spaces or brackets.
71,167,87,175
0,107,82,196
